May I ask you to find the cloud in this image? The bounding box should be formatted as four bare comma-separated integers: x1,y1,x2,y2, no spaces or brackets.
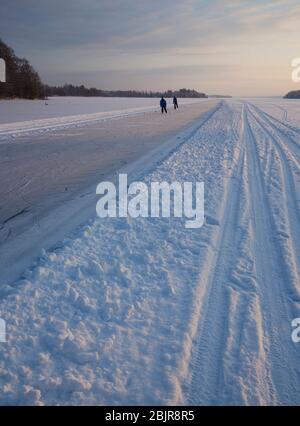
2,0,299,50
1,0,299,95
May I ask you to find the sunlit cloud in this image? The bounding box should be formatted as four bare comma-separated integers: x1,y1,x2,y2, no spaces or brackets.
1,0,299,95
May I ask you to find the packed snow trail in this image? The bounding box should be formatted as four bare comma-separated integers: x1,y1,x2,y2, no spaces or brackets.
0,100,217,285
0,100,300,405
0,107,157,140
186,102,300,405
0,97,205,140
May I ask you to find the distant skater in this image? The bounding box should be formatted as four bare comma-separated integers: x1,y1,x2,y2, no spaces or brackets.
160,97,167,114
173,96,178,109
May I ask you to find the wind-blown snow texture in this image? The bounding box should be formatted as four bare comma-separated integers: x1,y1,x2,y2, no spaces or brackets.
0,99,300,405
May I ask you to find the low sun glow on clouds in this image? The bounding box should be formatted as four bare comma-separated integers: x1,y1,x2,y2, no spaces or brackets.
1,0,300,96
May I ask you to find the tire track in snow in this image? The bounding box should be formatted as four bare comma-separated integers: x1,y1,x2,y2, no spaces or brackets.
186,103,276,405
248,103,300,161
246,104,300,303
185,101,300,405
255,102,300,137
241,104,300,404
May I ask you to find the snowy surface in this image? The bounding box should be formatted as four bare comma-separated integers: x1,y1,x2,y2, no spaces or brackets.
0,99,300,405
0,101,217,285
0,96,204,139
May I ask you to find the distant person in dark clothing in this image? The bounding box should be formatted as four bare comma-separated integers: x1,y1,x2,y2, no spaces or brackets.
173,96,178,109
160,97,167,114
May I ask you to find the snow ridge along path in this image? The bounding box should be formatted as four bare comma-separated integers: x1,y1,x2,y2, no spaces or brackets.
0,97,206,141
0,107,157,141
0,100,299,405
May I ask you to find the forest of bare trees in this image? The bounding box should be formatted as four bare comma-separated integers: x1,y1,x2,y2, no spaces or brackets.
0,39,44,99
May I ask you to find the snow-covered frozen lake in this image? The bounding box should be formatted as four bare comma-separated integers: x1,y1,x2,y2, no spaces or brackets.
0,96,205,124
0,100,217,283
0,97,300,405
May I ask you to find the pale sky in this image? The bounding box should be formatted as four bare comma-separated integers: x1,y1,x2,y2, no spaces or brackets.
1,0,300,96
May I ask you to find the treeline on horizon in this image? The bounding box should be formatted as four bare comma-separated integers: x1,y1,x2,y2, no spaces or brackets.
2,38,297,100
44,85,208,98
0,39,207,100
0,39,44,99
